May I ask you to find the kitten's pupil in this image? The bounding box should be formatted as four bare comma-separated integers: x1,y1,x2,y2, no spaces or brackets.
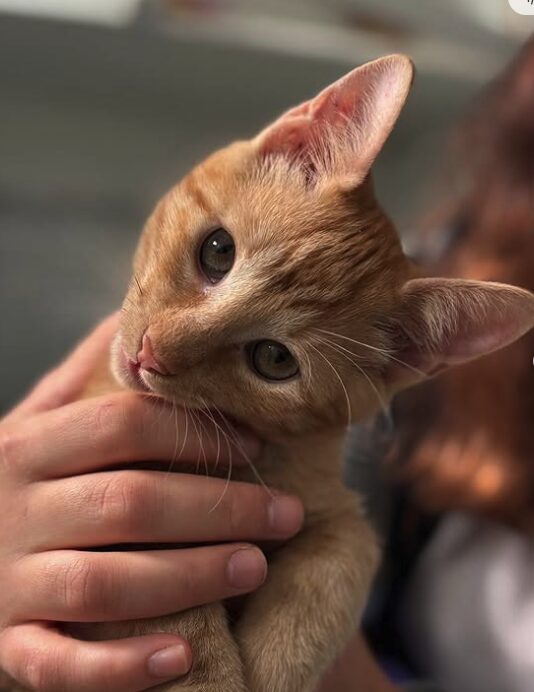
199,228,235,283
249,340,299,381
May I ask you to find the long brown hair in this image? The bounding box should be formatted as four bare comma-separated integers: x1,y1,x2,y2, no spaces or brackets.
390,35,534,531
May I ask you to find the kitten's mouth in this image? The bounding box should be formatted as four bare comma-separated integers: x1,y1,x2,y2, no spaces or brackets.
114,339,207,410
127,358,151,393
114,342,151,394
119,348,192,405
114,342,249,440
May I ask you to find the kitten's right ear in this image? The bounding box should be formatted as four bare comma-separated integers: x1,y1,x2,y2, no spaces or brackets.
254,54,414,188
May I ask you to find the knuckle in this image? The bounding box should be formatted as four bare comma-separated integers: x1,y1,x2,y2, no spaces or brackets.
25,657,54,692
92,395,126,434
94,472,148,535
0,426,26,475
174,557,198,605
227,486,266,535
223,491,243,535
12,649,59,692
56,555,105,616
91,393,141,452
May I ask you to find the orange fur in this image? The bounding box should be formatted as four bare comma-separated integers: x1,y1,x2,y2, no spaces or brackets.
7,55,534,692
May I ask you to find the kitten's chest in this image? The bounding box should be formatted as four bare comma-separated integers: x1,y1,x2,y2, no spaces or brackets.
230,437,349,520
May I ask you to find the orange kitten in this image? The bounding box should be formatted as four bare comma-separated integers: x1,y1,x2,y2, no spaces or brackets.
13,55,534,692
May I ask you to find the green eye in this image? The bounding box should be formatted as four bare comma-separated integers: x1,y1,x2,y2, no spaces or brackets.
248,340,299,381
199,228,235,283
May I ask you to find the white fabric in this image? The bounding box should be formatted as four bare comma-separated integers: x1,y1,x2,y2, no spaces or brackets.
401,513,534,692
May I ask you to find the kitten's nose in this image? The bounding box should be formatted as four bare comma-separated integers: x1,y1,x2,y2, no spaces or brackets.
137,333,169,375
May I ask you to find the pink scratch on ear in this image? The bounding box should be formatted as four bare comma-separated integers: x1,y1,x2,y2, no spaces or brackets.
255,54,414,185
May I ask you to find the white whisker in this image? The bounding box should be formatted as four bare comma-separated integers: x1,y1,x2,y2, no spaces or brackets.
315,335,391,424
308,342,352,427
204,413,235,513
194,408,210,477
210,401,273,499
198,401,222,472
188,410,204,475
316,328,426,379
163,402,181,478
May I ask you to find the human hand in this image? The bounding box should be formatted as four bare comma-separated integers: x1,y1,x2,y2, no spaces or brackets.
0,315,304,691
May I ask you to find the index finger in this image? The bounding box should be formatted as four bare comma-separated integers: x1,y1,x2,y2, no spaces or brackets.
3,313,119,425
3,391,260,481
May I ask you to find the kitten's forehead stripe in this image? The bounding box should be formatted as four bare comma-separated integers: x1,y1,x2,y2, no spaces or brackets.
183,176,211,214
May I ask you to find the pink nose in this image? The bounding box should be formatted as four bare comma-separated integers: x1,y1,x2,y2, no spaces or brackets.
137,333,169,375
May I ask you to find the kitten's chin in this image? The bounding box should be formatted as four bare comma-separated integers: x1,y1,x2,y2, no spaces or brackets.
111,335,228,415
113,341,202,407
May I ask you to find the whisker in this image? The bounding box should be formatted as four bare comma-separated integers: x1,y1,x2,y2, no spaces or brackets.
196,401,245,513
134,275,144,297
178,406,190,462
315,335,391,424
201,409,237,514
301,348,313,386
194,407,210,477
198,401,221,472
164,402,180,477
188,410,204,475
209,402,273,499
209,439,233,514
315,328,394,356
315,328,426,379
164,404,191,479
308,342,352,428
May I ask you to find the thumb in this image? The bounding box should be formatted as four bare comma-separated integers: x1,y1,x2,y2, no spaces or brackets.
3,313,119,424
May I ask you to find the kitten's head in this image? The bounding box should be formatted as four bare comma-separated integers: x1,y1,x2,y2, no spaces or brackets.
113,55,534,437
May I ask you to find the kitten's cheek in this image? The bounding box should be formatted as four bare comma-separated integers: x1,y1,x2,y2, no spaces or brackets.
110,338,129,387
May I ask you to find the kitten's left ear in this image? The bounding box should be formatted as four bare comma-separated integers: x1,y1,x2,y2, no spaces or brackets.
385,278,534,392
255,54,414,188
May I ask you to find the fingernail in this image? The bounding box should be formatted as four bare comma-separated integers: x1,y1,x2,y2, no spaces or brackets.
268,495,304,536
227,547,267,590
147,644,191,678
234,425,262,458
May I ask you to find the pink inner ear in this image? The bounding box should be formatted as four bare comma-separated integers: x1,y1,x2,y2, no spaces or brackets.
256,55,414,182
260,116,310,159
258,74,364,159
312,81,362,128
391,279,534,388
443,325,521,364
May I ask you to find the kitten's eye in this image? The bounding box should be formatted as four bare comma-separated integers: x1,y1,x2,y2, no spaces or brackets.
199,228,235,283
248,340,299,381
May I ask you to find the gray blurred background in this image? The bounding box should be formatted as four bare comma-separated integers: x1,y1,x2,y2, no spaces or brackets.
1,0,532,413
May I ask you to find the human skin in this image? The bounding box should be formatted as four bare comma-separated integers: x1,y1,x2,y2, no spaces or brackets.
0,316,396,692
0,316,303,691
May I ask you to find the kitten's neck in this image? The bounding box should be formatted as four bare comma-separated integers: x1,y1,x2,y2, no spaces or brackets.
237,426,350,513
